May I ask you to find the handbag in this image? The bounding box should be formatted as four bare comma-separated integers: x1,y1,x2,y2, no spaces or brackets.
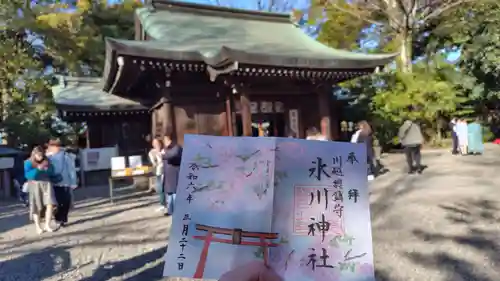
22,182,29,193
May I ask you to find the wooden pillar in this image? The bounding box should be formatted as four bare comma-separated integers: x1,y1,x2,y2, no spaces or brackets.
87,121,102,148
154,101,172,138
170,103,179,144
317,85,332,140
151,109,157,138
240,91,252,136
163,103,171,136
85,125,90,148
225,90,235,136
330,100,340,140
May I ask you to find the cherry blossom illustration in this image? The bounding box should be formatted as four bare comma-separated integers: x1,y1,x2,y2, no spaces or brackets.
233,158,270,193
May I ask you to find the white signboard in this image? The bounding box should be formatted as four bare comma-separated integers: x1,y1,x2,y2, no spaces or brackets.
250,102,258,114
111,157,126,171
275,101,284,113
289,109,299,135
260,101,273,113
128,155,143,168
80,147,119,171
0,157,14,169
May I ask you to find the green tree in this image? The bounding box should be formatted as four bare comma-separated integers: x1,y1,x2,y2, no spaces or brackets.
0,1,54,147
299,0,478,72
371,57,470,143
34,0,141,76
448,2,500,106
0,0,140,147
316,1,368,50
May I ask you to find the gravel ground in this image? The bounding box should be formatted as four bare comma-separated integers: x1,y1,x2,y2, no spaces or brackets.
1,145,500,281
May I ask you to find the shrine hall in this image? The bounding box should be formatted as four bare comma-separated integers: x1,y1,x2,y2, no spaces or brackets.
52,0,396,155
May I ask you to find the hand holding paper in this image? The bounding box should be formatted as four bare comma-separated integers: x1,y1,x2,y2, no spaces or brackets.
163,135,374,281
219,261,282,281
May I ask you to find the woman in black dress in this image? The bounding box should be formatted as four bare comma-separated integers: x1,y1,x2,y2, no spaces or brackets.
162,134,183,216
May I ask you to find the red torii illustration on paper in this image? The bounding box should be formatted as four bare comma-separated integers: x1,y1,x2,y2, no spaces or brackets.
192,224,279,278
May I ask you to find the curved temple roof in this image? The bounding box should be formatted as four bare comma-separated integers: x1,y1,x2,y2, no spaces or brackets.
108,0,396,70
53,76,147,112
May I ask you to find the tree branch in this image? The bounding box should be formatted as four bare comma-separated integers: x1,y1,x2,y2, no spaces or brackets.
326,3,385,27
327,0,404,32
421,0,475,22
395,0,410,16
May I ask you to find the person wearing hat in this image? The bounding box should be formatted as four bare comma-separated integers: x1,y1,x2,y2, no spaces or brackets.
46,138,78,228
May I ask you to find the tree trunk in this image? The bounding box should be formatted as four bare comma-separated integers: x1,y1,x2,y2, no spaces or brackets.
399,28,412,73
436,119,442,142
0,88,8,145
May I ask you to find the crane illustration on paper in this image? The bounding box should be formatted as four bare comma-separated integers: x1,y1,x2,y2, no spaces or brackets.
235,161,258,177
236,150,260,162
191,181,224,193
250,170,287,199
192,154,219,168
252,183,269,199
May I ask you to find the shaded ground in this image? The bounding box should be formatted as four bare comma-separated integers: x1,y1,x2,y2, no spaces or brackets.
1,145,500,280
371,145,500,281
0,186,169,281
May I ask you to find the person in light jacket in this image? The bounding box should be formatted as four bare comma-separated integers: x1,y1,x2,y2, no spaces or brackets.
398,118,424,174
47,138,78,228
148,137,165,212
162,134,182,216
457,119,468,155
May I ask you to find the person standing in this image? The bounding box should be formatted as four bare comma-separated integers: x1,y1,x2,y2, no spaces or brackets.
25,146,57,234
449,117,458,155
148,137,165,212
467,117,484,155
162,134,182,216
457,119,469,155
47,138,78,228
305,127,327,141
398,118,424,174
350,124,361,143
355,121,376,181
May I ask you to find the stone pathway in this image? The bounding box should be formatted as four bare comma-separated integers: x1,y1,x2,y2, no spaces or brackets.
0,145,499,281
371,145,500,281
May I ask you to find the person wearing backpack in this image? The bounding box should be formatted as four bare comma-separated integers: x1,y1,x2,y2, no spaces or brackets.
47,138,78,228
398,117,424,174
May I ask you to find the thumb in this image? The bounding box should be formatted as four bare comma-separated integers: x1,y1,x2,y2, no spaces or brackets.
258,265,283,281
219,263,258,281
219,261,271,281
